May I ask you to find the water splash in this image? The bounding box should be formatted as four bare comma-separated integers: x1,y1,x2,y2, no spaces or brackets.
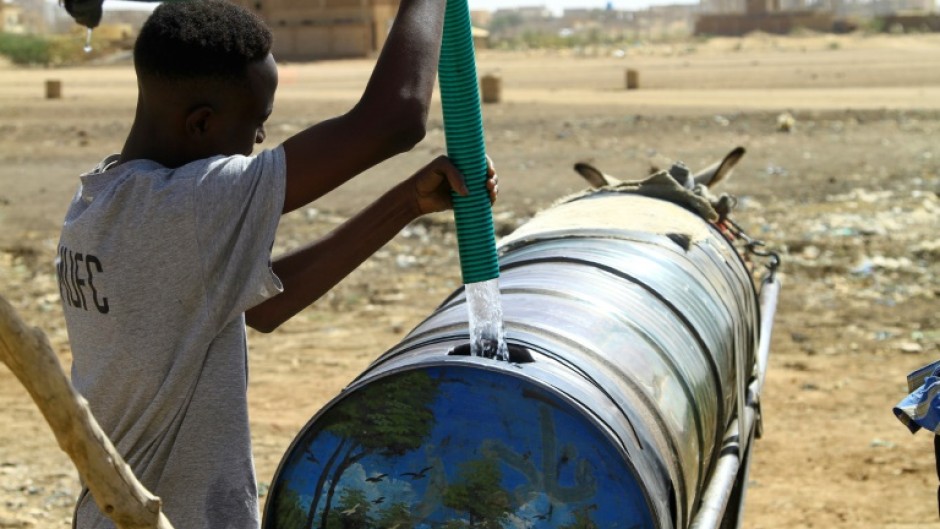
465,278,508,361
83,28,93,53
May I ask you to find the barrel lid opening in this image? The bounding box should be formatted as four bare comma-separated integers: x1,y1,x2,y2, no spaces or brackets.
448,342,536,363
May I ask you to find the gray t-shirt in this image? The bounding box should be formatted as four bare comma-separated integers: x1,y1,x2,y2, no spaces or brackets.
58,147,287,529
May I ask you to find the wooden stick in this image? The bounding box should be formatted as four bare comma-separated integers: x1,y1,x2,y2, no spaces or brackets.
0,294,174,529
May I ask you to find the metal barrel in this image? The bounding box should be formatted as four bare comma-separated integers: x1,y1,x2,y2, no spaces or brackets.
263,192,761,529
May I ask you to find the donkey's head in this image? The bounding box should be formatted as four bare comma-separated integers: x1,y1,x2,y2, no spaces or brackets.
574,146,746,191
571,147,746,224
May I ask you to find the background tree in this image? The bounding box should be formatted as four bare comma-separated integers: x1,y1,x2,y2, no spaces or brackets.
442,458,512,528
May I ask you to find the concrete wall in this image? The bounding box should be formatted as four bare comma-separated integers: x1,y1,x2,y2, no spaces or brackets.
271,23,370,59
879,13,940,32
695,10,835,34
232,0,399,60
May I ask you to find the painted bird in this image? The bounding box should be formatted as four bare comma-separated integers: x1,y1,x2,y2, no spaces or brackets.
401,465,433,479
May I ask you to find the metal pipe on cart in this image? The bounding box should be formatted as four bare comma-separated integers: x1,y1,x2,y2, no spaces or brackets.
689,274,781,529
756,276,781,394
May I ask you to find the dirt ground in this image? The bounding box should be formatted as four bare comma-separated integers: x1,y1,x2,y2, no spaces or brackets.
2,32,939,528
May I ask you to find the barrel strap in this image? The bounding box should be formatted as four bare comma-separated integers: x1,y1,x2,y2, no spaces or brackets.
721,218,781,283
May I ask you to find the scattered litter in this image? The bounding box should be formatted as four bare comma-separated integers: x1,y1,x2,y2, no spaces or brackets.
911,330,940,342
899,342,923,354
395,254,417,269
401,224,430,243
912,239,940,260
851,259,874,276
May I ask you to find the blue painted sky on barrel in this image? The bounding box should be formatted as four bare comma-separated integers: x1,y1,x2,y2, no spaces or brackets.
271,366,656,528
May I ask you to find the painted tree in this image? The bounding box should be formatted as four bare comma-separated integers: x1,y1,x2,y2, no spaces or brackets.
442,458,511,529
374,501,414,529
325,488,371,529
305,371,440,529
272,488,307,529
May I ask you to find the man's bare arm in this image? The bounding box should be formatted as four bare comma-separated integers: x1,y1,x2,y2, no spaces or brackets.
246,156,500,333
279,0,447,214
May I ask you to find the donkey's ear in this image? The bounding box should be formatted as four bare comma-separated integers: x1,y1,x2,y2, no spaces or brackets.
693,146,746,188
574,162,620,188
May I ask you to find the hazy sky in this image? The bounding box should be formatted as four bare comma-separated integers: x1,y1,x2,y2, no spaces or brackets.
467,0,695,14
100,0,696,14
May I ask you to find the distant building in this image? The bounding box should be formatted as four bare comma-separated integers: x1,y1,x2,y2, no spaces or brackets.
470,9,493,28
562,7,629,21
700,0,745,14
494,5,554,21
0,0,26,34
696,0,837,36
466,26,487,50
699,0,936,23
562,8,594,19
230,0,400,61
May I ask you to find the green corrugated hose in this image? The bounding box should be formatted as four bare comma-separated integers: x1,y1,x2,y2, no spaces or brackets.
438,0,499,285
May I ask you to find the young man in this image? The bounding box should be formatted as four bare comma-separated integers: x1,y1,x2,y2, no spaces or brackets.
56,1,497,527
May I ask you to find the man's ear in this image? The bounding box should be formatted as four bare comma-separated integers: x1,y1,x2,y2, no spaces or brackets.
184,105,214,139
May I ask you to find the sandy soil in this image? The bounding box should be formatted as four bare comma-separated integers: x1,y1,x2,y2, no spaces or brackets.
1,32,939,528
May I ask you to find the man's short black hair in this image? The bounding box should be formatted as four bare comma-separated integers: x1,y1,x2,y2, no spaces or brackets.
135,0,273,81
